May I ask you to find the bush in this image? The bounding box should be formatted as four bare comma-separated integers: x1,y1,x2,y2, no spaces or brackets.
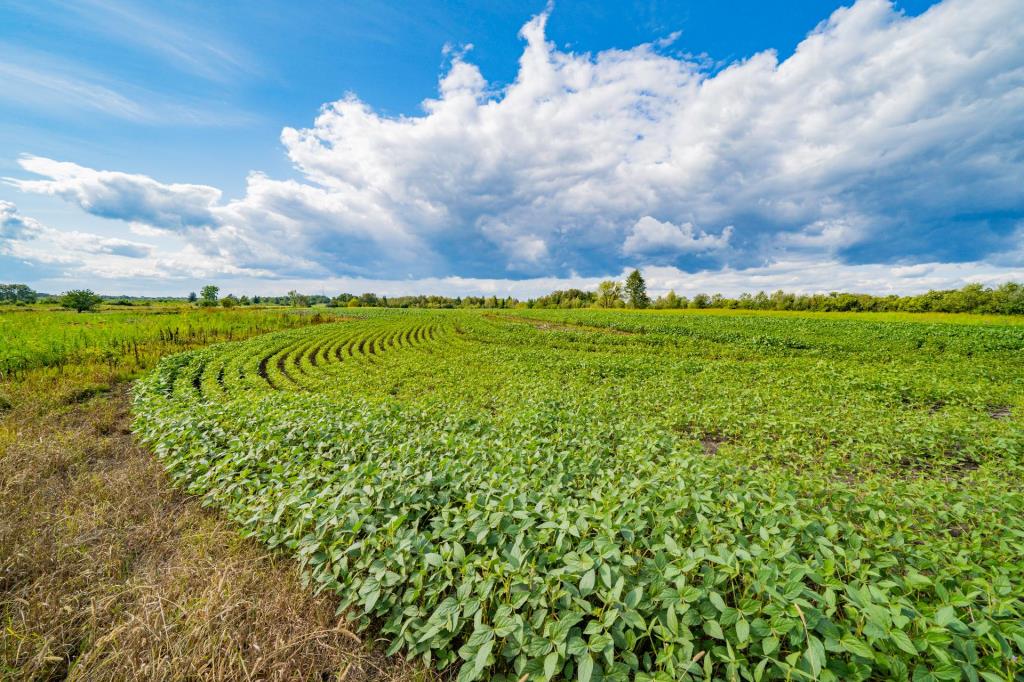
60,289,103,313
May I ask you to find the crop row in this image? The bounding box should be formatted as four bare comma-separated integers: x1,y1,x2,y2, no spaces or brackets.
156,317,447,403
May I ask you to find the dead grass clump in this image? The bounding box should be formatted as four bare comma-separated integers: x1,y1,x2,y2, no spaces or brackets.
68,521,407,682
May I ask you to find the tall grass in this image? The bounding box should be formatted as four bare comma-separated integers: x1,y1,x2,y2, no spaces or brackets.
0,304,332,379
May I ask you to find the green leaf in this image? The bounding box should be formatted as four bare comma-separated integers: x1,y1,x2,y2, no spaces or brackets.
762,636,779,656
666,604,679,635
736,618,750,644
980,673,1009,682
579,569,596,595
804,634,825,677
364,588,380,611
493,605,517,638
457,660,481,682
544,651,560,681
474,639,493,672
577,653,595,682
425,552,443,567
703,620,724,640
934,606,957,628
904,571,932,589
890,629,918,655
840,635,874,660
549,613,582,644
993,574,1011,596
588,633,613,653
567,635,588,657
754,657,769,682
913,665,935,682
664,535,680,555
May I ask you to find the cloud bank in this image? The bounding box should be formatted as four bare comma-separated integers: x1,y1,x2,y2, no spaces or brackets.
5,0,1024,293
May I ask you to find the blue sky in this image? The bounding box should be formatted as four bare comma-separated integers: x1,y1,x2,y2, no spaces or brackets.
1,0,1022,297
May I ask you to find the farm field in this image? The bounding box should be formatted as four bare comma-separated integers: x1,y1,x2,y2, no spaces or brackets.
132,308,1024,681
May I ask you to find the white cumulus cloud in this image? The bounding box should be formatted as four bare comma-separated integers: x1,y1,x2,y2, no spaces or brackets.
0,200,45,240
623,217,732,256
0,201,168,278
9,156,223,231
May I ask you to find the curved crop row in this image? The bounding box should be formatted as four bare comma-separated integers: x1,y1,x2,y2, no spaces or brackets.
134,310,1024,681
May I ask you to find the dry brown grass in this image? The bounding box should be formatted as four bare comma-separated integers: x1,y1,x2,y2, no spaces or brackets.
0,373,429,681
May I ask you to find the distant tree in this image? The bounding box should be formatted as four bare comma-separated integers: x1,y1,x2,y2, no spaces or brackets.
238,295,251,306
0,284,39,304
187,291,197,303
329,293,354,307
625,269,650,309
689,293,711,309
769,289,794,310
531,288,595,308
596,280,624,308
61,289,103,313
200,285,219,307
220,294,238,308
346,298,361,308
994,282,1024,314
654,289,682,309
287,290,309,307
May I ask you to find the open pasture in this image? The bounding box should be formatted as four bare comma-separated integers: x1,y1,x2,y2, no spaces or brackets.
133,309,1024,681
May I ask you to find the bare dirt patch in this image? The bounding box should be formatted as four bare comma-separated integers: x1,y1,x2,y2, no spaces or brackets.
701,434,730,457
988,405,1012,420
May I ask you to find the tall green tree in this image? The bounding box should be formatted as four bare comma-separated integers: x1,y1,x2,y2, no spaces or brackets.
0,284,38,303
596,280,624,308
200,285,219,307
60,289,103,313
625,269,650,309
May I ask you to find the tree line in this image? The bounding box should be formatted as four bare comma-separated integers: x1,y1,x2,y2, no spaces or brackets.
184,274,1024,315
5,277,1024,315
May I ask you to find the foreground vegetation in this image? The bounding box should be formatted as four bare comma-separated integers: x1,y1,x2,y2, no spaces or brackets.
0,303,330,378
0,305,420,680
133,308,1023,681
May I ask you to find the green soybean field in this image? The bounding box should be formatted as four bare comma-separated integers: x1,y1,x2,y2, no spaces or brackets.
132,309,1024,682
